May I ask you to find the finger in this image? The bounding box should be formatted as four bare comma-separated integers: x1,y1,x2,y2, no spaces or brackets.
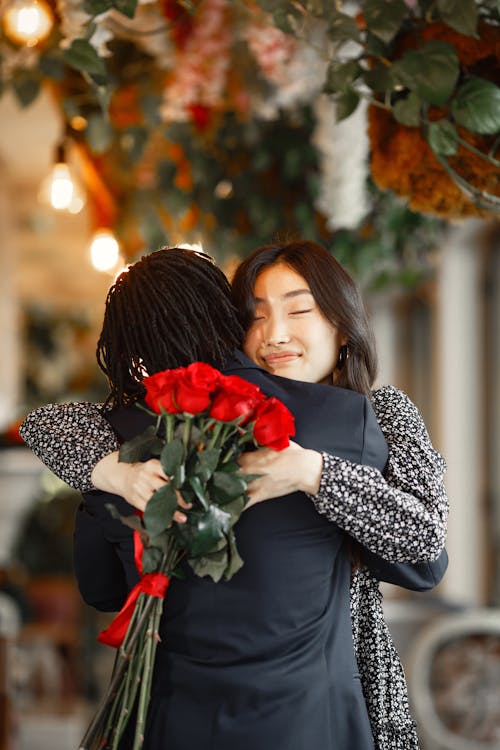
173,510,187,524
174,489,192,509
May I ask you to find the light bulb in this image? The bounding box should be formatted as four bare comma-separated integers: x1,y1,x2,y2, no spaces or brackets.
49,163,74,210
90,230,120,272
2,0,53,46
38,158,86,214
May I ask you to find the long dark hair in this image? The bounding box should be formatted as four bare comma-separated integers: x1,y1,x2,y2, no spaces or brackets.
97,247,243,406
231,241,377,395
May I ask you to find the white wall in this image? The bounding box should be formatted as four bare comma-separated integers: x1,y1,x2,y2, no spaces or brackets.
436,220,485,606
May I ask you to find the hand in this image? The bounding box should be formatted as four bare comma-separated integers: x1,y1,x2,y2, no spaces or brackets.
91,452,190,521
238,441,323,510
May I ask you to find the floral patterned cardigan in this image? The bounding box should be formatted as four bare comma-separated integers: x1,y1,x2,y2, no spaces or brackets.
20,384,448,750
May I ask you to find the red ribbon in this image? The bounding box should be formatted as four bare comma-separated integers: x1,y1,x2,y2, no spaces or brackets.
98,530,170,648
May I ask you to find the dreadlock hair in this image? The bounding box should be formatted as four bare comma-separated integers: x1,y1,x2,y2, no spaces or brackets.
97,247,243,407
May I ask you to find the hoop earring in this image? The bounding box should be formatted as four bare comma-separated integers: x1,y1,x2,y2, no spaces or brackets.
336,344,349,370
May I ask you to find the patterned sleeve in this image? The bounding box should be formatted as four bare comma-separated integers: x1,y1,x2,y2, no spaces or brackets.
19,402,120,492
308,385,448,564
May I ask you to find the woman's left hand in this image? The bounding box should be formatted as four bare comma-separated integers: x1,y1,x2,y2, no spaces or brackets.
238,441,323,509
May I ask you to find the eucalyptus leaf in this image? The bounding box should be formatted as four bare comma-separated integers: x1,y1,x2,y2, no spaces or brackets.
211,471,248,503
161,438,184,476
195,448,221,482
39,55,65,81
427,119,458,156
436,0,478,37
451,78,500,135
334,89,360,122
63,39,107,77
392,41,459,106
119,425,162,463
141,546,163,574
144,483,179,536
364,0,409,44
86,113,113,153
393,92,422,127
12,75,40,108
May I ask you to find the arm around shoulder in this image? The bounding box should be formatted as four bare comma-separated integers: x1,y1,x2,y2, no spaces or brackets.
20,402,120,492
308,385,448,564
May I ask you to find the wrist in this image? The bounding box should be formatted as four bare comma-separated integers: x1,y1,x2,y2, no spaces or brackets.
300,449,323,496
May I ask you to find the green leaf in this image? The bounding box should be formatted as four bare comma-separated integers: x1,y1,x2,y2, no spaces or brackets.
63,39,107,77
364,31,389,57
161,438,184,476
451,78,500,135
188,548,227,582
84,0,113,14
119,425,162,463
39,55,65,81
188,475,209,510
112,0,138,19
272,5,302,33
362,62,394,94
195,448,221,482
427,119,458,156
211,471,248,503
144,483,179,536
86,113,113,153
173,464,185,490
327,13,361,44
121,125,148,162
334,90,360,121
436,0,478,37
105,504,145,535
393,41,459,106
12,75,40,108
392,92,422,126
364,0,410,44
176,506,231,557
224,530,244,580
141,546,163,574
324,60,361,94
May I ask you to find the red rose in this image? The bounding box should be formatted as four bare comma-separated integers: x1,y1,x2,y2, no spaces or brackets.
253,397,295,450
144,363,221,415
209,375,264,423
144,368,184,414
174,362,221,414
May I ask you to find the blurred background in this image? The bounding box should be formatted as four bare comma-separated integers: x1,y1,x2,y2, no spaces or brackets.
0,1,499,748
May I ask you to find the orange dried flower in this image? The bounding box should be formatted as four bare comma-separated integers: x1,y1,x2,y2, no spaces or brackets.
368,21,500,218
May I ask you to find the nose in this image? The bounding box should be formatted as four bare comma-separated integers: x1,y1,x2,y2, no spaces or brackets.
262,315,290,346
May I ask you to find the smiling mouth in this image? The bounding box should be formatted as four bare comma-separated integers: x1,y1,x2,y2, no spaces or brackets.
262,352,300,367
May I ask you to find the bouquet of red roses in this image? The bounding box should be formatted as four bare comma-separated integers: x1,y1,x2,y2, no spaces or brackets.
80,362,295,750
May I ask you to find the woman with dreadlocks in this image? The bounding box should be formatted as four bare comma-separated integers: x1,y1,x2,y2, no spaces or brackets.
21,244,447,750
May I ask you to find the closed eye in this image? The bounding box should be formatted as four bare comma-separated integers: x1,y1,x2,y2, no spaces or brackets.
289,309,313,315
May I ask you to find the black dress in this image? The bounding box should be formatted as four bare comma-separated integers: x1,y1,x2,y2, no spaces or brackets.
78,356,389,749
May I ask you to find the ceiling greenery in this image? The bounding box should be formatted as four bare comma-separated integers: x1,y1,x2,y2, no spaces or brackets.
0,0,498,286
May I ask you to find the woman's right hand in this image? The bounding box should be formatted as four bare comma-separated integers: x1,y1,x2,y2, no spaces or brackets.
90,451,190,521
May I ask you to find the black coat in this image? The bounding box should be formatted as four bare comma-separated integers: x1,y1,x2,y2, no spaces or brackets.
74,355,445,749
